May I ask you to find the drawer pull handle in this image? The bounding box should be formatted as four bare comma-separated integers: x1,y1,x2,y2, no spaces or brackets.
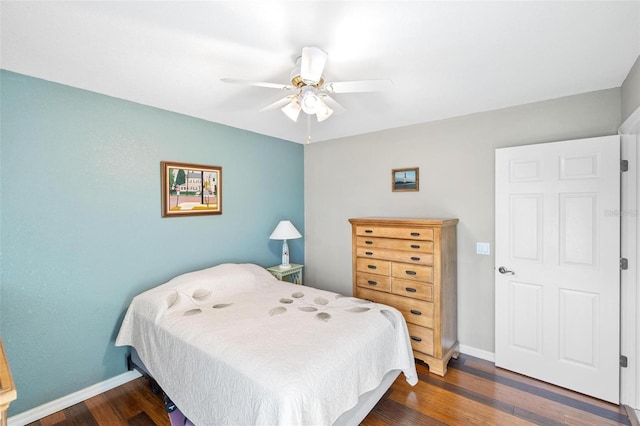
367,280,378,286
410,336,422,342
365,241,373,245
410,309,422,316
410,232,420,237
405,270,417,276
410,244,420,249
405,287,417,293
365,251,373,256
410,257,420,261
365,229,373,234
367,265,377,270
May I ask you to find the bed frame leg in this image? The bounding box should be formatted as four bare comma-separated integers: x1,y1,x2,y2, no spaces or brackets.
127,352,162,394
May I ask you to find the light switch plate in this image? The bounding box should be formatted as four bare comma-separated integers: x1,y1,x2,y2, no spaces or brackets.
476,242,490,255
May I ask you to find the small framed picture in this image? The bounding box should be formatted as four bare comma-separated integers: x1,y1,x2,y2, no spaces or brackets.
392,167,419,192
161,161,222,217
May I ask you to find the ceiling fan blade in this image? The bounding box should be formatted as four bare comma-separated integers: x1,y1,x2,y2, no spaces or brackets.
300,47,328,84
221,78,294,91
260,96,296,112
320,94,345,114
323,79,393,94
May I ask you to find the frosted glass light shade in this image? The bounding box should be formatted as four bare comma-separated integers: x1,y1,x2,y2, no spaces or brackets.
281,100,301,122
300,87,320,114
316,103,333,122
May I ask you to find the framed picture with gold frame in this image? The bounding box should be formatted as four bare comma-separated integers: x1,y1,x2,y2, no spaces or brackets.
392,167,419,192
161,161,222,217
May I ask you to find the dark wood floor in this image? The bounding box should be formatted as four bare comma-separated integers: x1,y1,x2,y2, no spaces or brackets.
28,354,633,426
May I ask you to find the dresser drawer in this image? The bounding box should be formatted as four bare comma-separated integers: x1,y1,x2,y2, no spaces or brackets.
357,247,433,265
355,287,433,329
392,297,434,329
391,263,433,282
356,226,434,241
356,272,391,292
356,236,434,253
356,258,390,275
391,278,433,301
355,287,386,304
407,323,434,356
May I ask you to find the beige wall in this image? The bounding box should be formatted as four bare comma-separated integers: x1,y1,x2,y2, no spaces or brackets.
304,88,621,353
622,55,640,123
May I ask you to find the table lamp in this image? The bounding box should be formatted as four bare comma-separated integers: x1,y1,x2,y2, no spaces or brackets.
269,220,302,268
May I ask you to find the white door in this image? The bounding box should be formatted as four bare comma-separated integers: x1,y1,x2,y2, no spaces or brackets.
495,135,621,403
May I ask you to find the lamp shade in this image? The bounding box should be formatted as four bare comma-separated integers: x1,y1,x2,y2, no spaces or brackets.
269,220,302,240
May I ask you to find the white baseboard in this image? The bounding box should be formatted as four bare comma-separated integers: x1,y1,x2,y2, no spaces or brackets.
459,344,495,363
7,370,142,426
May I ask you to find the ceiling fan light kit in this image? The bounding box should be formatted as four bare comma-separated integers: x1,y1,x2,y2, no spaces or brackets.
221,46,390,135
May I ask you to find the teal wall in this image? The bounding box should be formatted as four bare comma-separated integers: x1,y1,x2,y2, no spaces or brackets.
0,70,304,415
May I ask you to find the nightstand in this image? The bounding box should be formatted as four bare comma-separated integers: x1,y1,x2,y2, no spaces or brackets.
267,264,304,285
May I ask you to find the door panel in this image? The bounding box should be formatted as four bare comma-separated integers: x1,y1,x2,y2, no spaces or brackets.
560,193,597,267
559,289,597,366
510,194,543,262
509,281,542,353
495,135,620,403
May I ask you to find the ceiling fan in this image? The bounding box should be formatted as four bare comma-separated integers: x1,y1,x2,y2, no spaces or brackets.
221,46,391,124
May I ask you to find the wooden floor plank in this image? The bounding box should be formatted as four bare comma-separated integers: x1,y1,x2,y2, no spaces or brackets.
26,354,631,426
62,402,99,426
118,380,169,426
34,411,66,426
82,393,127,425
362,388,449,426
427,365,626,425
126,412,158,426
389,376,538,425
460,356,626,413
447,357,629,424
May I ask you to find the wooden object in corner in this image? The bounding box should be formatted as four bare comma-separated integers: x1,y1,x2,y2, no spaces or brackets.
0,338,16,426
349,218,459,376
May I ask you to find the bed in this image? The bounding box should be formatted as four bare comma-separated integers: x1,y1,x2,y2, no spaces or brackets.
115,263,418,425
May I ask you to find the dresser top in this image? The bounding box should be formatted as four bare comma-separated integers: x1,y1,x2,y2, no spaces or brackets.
349,217,458,227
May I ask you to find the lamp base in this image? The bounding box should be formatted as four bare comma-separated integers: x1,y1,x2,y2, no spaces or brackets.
279,264,292,269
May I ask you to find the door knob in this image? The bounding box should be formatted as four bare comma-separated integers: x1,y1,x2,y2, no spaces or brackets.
498,266,515,275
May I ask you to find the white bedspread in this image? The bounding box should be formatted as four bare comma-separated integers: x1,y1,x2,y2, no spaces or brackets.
116,263,417,426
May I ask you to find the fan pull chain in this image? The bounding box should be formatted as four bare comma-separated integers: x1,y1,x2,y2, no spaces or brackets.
306,114,312,144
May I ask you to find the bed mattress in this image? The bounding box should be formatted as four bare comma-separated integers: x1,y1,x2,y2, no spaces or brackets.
116,263,417,425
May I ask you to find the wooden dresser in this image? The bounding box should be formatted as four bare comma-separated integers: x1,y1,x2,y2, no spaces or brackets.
0,339,16,426
348,218,459,376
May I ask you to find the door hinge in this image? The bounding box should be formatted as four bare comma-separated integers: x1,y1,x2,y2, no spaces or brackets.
621,258,629,270
621,355,628,368
621,160,629,172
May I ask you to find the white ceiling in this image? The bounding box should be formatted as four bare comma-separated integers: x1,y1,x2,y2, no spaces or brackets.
1,1,639,144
